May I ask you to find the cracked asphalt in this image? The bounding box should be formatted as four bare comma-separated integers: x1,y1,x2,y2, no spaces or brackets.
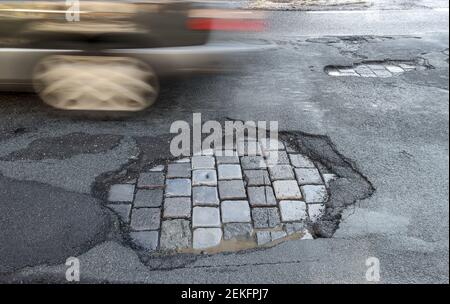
0,6,448,283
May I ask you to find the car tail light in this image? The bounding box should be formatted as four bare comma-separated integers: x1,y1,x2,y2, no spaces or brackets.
187,9,266,32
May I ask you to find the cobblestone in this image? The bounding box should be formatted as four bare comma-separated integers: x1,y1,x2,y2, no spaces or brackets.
192,170,217,186
138,172,165,188
218,164,243,180
167,163,191,179
163,197,191,219
243,170,269,187
289,154,315,168
221,200,251,223
165,179,191,197
240,156,267,170
284,222,306,235
216,155,240,164
192,207,221,228
269,165,295,180
134,189,163,208
247,186,277,207
266,150,290,165
193,228,222,250
256,231,271,245
301,185,328,203
273,180,302,200
108,184,135,202
223,223,253,241
279,200,307,222
308,203,326,222
192,156,215,169
252,207,280,228
160,220,191,250
271,231,287,241
130,208,161,231
218,180,247,200
294,168,323,185
193,186,219,206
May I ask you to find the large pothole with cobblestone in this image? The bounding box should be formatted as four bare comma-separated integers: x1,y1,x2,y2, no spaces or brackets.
103,137,346,254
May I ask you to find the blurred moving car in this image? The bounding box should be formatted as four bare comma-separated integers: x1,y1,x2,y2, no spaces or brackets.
0,0,272,111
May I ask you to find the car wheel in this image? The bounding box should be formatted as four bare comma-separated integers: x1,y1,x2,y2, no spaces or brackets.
33,55,159,112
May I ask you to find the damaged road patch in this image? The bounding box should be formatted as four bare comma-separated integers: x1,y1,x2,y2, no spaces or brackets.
93,131,374,261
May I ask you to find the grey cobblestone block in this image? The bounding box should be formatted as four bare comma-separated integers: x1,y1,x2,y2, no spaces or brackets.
271,231,287,241
240,156,267,170
193,228,223,249
355,65,377,77
273,180,302,200
192,169,217,186
223,223,253,241
252,207,280,228
107,204,132,223
192,207,221,228
338,67,359,76
301,185,328,203
285,222,306,235
308,203,326,222
221,200,251,223
243,170,271,186
218,180,247,200
193,186,219,206
265,150,290,165
167,163,191,179
256,231,271,245
268,165,295,180
165,178,191,197
138,172,165,188
279,200,307,222
372,68,392,78
385,65,404,74
294,168,323,185
130,208,161,231
130,231,159,251
247,186,277,207
134,189,163,208
289,154,315,168
192,156,215,169
108,184,135,202
163,197,191,219
160,220,191,250
218,164,242,180
237,141,262,156
216,155,240,164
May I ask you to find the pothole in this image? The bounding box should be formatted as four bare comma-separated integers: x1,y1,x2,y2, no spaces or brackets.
325,59,432,78
98,135,364,255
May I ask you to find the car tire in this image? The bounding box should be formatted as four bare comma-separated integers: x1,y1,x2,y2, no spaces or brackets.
33,55,159,112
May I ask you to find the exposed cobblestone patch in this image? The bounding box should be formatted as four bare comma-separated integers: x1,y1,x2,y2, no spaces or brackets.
104,138,344,254
325,60,431,77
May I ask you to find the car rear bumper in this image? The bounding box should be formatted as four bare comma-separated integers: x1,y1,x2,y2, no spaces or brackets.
0,41,276,90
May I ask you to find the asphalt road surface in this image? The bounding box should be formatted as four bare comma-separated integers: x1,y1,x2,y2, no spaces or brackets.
0,6,448,283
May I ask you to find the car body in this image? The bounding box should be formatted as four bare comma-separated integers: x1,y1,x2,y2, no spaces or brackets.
0,0,273,110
